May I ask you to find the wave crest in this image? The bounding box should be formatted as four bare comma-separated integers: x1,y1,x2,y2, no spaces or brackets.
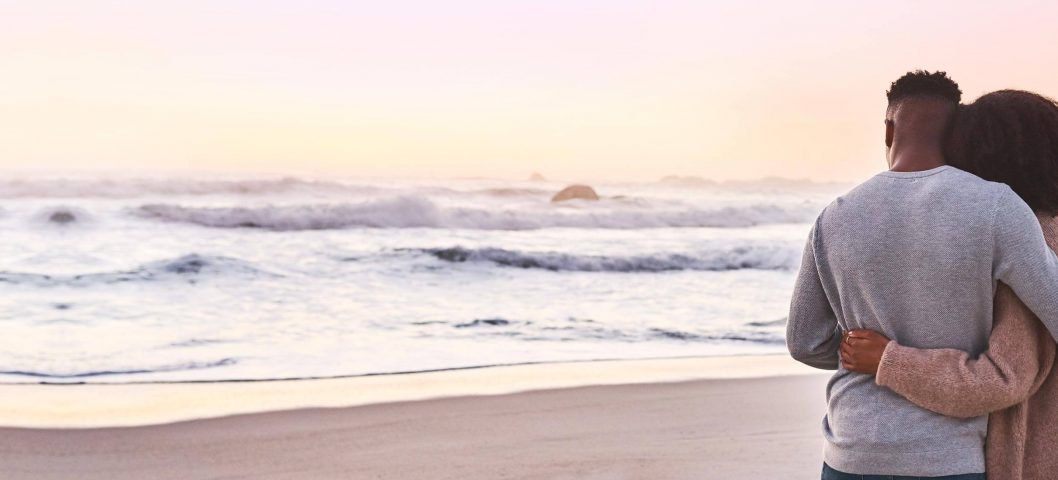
136,197,818,230
412,245,800,272
444,317,785,345
0,254,272,287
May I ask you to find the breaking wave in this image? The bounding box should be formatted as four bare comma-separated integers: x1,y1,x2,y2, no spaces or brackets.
0,254,272,287
445,317,785,345
412,245,800,272
135,197,818,230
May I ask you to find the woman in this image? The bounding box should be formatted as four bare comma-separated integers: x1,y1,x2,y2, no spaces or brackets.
841,89,1058,480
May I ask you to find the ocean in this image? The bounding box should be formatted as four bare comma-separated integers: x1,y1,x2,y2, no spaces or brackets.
0,175,848,383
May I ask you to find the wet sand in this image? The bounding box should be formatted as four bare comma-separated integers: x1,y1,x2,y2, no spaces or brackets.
0,356,830,479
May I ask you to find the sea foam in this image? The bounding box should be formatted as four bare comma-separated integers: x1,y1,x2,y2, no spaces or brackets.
136,197,818,230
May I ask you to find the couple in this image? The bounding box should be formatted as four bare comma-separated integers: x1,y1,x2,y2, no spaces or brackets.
787,70,1058,480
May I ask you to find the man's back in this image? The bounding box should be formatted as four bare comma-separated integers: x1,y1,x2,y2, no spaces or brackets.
789,165,1014,476
820,166,1002,350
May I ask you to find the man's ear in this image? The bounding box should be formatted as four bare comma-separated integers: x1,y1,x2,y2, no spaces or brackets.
885,120,894,148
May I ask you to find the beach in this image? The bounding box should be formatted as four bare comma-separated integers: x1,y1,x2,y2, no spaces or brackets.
2,172,838,479
0,355,830,479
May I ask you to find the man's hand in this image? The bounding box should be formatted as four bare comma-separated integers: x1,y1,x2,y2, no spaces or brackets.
839,329,891,375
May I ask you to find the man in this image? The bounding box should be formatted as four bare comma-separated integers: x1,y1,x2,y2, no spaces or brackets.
787,70,1058,479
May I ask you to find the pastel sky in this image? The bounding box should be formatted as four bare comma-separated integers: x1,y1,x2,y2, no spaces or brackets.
1,1,1056,181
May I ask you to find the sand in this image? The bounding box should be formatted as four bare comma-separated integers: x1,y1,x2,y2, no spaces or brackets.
0,356,831,479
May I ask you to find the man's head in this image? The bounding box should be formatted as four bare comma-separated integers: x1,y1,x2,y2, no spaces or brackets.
884,71,962,167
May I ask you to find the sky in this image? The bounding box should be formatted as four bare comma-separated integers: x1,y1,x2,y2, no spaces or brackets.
1,0,1056,182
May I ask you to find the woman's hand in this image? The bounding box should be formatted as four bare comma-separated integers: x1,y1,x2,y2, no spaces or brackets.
839,329,891,375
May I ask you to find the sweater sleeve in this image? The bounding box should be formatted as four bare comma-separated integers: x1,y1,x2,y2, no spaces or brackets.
875,283,1050,418
786,220,841,370
993,188,1058,342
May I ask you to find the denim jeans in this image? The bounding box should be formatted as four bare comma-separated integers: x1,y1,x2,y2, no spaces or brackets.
822,464,986,480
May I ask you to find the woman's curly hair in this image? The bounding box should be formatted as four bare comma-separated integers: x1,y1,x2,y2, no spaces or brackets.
946,90,1058,215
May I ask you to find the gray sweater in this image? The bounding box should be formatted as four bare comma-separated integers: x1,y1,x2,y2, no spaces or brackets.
786,165,1058,476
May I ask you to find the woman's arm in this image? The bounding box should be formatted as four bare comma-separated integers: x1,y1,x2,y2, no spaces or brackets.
841,283,1054,419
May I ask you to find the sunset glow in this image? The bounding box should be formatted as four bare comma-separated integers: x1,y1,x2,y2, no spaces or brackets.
2,0,1056,181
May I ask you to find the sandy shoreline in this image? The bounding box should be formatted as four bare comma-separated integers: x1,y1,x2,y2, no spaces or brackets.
0,355,830,479
0,354,820,428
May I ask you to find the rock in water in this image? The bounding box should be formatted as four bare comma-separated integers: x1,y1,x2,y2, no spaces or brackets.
550,185,599,203
48,210,78,225
529,172,547,182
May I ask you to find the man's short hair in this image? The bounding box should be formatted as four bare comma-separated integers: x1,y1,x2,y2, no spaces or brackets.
886,71,962,105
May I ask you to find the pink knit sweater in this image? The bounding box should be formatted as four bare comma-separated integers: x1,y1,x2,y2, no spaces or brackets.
876,214,1058,480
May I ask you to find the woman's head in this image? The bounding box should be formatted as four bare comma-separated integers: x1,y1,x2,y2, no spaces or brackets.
946,90,1058,215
